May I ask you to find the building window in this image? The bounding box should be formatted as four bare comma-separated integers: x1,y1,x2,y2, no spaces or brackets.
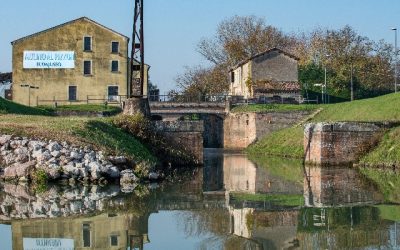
111,41,119,53
84,61,92,75
84,36,92,51
111,61,119,72
68,86,77,101
108,86,119,102
231,71,235,83
82,223,91,247
110,235,118,246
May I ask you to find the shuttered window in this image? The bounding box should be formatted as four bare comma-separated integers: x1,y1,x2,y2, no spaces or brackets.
84,36,92,51
111,61,119,72
111,41,119,53
84,61,92,75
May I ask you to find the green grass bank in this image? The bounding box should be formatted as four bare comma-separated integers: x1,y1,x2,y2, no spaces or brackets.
246,93,400,166
0,98,155,163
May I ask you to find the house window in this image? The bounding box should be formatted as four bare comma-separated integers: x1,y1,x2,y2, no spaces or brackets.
111,61,119,72
108,86,119,102
84,36,92,51
84,61,92,75
110,235,118,246
231,71,235,83
68,86,77,101
82,223,91,247
111,41,119,53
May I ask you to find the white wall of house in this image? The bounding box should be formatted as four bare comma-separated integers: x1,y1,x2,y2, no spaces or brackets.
230,61,251,98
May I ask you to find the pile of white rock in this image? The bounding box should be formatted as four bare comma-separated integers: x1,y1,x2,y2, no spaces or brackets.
0,134,139,185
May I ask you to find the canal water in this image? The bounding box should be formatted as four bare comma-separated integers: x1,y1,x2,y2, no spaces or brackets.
0,149,399,249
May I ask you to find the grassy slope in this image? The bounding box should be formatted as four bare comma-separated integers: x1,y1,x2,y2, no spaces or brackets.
359,168,400,203
0,99,155,163
40,104,122,113
0,97,50,115
247,93,400,159
360,127,400,166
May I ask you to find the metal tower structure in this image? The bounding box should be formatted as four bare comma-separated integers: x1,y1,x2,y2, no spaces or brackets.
130,0,144,97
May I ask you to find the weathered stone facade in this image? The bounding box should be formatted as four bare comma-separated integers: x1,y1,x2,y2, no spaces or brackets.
11,17,130,106
304,122,389,166
224,111,311,149
229,48,300,99
251,49,298,83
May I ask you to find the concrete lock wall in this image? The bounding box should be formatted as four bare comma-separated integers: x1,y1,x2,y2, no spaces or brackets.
224,111,311,149
304,122,386,166
153,121,204,164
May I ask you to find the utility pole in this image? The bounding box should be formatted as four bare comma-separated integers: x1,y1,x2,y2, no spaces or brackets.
324,67,327,104
392,28,398,93
124,0,150,116
130,0,145,97
350,63,354,101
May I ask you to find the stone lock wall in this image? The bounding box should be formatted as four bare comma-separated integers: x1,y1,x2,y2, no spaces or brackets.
153,121,204,164
304,122,387,166
224,111,311,149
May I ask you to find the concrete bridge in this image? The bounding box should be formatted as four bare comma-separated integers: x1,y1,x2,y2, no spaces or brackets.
149,101,228,155
149,101,228,120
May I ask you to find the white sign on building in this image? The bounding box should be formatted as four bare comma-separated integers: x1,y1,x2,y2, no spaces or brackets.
23,51,75,69
23,238,74,250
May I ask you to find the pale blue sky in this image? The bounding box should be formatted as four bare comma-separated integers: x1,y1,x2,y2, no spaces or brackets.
1,0,399,93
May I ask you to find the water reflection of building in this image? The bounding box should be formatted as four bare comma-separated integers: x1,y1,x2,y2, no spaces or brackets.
204,150,301,194
12,213,150,250
228,207,299,249
204,150,303,249
303,166,383,207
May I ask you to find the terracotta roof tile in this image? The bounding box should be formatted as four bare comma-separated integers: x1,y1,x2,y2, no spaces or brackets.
253,81,301,93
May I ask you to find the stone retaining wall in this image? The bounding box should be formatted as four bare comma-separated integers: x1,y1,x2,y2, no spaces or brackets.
224,111,311,149
153,121,204,164
304,122,396,166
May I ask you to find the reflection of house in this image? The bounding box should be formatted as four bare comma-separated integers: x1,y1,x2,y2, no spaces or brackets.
11,17,149,106
229,48,300,101
222,153,301,194
12,213,149,250
227,207,299,249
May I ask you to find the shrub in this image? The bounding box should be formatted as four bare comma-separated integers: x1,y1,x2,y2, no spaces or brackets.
113,113,152,142
32,169,49,193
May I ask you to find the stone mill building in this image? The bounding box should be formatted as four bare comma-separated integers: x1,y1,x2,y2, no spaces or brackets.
11,17,148,106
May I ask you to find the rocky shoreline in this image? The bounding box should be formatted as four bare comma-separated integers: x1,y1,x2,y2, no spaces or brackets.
0,183,148,220
0,134,160,187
